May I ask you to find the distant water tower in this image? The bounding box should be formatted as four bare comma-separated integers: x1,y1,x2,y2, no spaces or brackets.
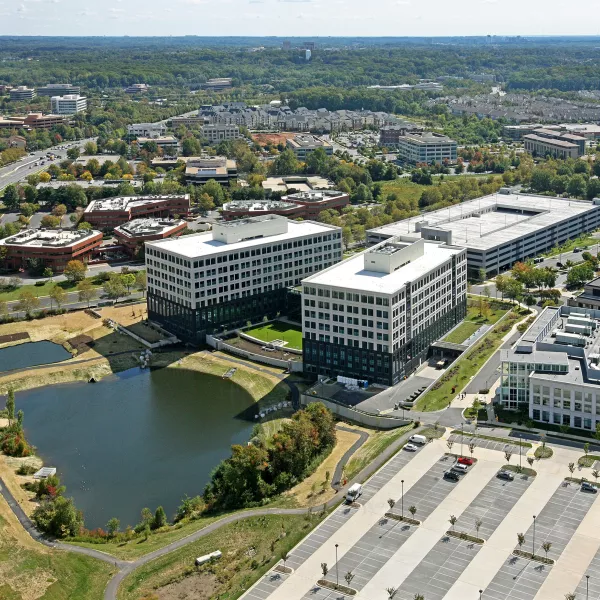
305,49,312,61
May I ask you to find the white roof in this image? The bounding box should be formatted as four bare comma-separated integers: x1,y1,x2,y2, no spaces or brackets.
303,242,462,295
147,220,338,259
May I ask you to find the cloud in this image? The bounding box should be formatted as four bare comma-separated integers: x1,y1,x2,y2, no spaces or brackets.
109,7,124,13
16,3,26,11
396,0,411,4
249,0,264,3
279,0,312,3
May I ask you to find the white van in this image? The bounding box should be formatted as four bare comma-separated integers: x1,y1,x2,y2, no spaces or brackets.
409,434,428,445
195,550,222,566
345,483,362,503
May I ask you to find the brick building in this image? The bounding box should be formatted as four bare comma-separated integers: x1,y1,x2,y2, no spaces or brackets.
114,218,187,256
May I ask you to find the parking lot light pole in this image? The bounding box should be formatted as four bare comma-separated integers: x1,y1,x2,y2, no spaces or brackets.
461,423,464,458
586,574,590,600
335,544,339,589
519,435,522,470
532,515,536,558
401,479,404,518
479,590,483,600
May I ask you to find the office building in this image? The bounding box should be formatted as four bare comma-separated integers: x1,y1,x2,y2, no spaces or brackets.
261,175,334,193
302,238,467,385
0,229,102,273
222,191,349,221
502,124,544,141
50,95,87,115
569,277,600,311
286,135,333,159
124,84,150,94
523,132,584,159
114,218,187,256
37,84,81,97
9,86,35,101
201,78,233,91
127,123,167,138
146,215,342,344
200,123,240,143
136,135,179,152
396,132,457,164
184,156,237,186
368,193,600,279
379,125,421,147
0,113,67,131
83,195,191,229
499,305,600,432
170,116,208,128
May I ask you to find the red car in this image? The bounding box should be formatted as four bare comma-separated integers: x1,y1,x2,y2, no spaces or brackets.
458,457,474,466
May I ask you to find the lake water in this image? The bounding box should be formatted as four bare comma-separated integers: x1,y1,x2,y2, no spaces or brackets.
0,341,71,372
17,367,256,529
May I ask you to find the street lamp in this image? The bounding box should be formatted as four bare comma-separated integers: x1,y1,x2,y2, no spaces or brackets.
479,590,483,600
401,479,404,519
532,515,536,558
461,422,464,458
586,574,590,600
335,544,339,589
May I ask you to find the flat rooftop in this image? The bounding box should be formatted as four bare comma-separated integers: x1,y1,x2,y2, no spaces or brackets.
285,190,344,203
524,134,579,149
224,200,297,211
368,193,599,251
303,240,462,294
146,219,338,259
0,228,100,248
84,195,188,214
115,218,185,238
261,175,333,193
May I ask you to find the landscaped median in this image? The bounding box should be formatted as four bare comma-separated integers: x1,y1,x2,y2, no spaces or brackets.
415,306,529,412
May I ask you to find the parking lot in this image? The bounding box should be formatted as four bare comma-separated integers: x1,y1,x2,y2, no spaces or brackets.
448,433,523,456
575,548,600,599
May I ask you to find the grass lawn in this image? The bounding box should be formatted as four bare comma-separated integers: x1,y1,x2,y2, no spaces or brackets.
344,424,413,481
443,322,481,344
244,320,303,350
545,233,600,257
443,299,511,345
0,275,104,302
578,454,600,468
117,513,326,600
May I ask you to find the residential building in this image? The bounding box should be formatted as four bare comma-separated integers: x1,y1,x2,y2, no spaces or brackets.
9,86,35,101
0,229,102,273
286,135,333,159
569,277,600,311
124,84,150,94
200,123,240,143
145,215,343,343
201,78,233,91
114,218,187,256
137,135,179,153
367,193,600,279
83,194,191,229
50,95,87,115
302,238,467,385
127,123,167,138
499,305,600,432
184,156,237,186
37,84,81,97
396,132,457,164
222,191,348,221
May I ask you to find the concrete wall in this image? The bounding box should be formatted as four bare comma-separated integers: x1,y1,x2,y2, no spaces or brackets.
301,393,413,429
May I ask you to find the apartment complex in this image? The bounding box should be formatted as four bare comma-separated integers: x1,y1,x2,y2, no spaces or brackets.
184,156,238,186
286,135,333,159
222,191,349,221
302,238,467,385
200,123,240,143
368,193,600,279
37,84,81,97
0,229,102,273
395,132,457,164
83,195,191,229
9,87,35,101
146,215,342,343
114,218,187,256
499,305,600,432
127,123,167,138
50,95,87,115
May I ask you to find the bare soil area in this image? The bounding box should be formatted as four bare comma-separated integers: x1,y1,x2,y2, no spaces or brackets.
156,572,219,600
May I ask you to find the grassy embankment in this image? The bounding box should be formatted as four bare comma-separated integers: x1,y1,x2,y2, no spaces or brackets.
544,233,600,258
414,307,527,412
0,274,105,302
443,298,511,345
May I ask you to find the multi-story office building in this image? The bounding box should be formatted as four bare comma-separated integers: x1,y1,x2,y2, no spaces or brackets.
302,238,467,385
201,78,233,91
368,193,600,279
137,135,179,153
523,132,583,159
146,215,342,343
499,305,600,432
37,84,81,97
124,84,150,94
200,124,240,143
0,112,66,131
170,116,208,128
379,125,420,147
184,156,238,186
396,132,457,164
83,195,191,229
127,123,167,138
9,87,36,101
50,95,87,115
569,277,600,311
114,218,187,256
286,135,333,159
0,229,102,273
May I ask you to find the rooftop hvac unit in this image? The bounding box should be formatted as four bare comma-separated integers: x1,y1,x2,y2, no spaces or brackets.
565,323,592,336
568,316,596,330
555,332,586,347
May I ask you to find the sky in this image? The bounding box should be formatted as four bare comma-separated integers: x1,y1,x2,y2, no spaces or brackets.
0,0,598,37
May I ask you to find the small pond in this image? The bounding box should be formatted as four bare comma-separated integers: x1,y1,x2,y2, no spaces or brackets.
0,341,71,373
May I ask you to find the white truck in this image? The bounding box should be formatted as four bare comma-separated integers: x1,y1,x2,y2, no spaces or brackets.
345,483,362,504
409,434,428,445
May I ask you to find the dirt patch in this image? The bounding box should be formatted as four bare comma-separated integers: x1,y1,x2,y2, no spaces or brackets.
251,132,296,147
125,321,168,344
0,331,30,346
99,303,147,327
67,334,95,355
156,571,219,600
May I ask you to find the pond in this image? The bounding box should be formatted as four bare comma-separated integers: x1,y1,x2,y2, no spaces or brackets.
17,367,256,529
0,341,71,373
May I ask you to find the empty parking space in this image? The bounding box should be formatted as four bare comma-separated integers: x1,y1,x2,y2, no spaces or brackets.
484,483,598,600
390,468,534,600
448,433,522,456
574,548,600,599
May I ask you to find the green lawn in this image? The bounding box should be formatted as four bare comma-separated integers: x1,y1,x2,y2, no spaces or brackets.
244,320,303,350
443,322,481,344
544,233,600,257
443,299,511,344
0,275,104,302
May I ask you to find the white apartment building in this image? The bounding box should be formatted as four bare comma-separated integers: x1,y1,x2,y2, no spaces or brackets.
302,238,467,385
50,95,87,115
200,123,240,143
145,215,342,343
127,123,167,138
396,132,457,164
500,305,600,432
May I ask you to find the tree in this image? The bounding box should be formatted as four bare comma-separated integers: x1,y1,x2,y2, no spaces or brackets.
408,505,417,519
386,587,397,599
42,267,54,280
0,300,7,321
567,263,594,288
182,137,201,157
469,442,475,457
103,276,127,303
564,594,576,600
321,562,328,578
412,595,424,600
272,149,300,176
66,147,80,160
77,279,96,307
83,141,98,155
478,267,486,283
593,469,600,483
446,440,454,453
40,215,61,228
504,277,524,305
527,457,535,468
107,517,120,537
5,388,15,424
77,221,92,231
568,462,575,477
31,496,83,538
135,271,147,297
63,260,87,282
197,192,215,213
49,284,67,310
15,289,40,316
121,273,136,293
387,498,396,511
567,174,587,198
2,184,20,211
584,443,590,456
542,541,552,559
475,519,482,537
504,450,512,464
517,532,525,548
153,506,167,529
345,571,355,587
449,514,457,531
39,172,51,183
281,551,290,569
52,203,67,217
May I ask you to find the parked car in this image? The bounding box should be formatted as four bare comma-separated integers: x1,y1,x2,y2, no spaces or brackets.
533,257,544,264
556,262,564,268
458,457,474,466
574,247,583,252
451,463,469,474
497,470,515,481
404,443,418,452
581,481,597,493
444,470,460,482
409,434,428,445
